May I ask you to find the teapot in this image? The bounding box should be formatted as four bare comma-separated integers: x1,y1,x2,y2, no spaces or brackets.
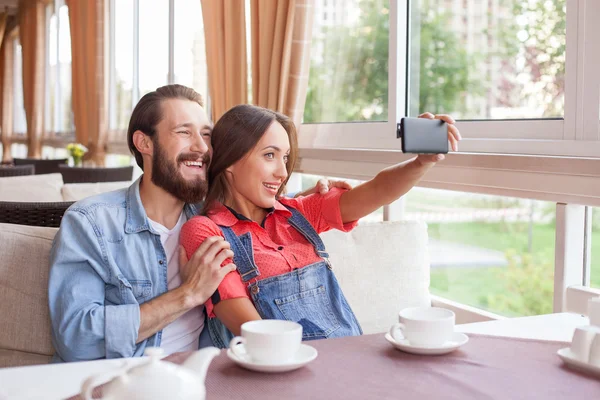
81,346,221,400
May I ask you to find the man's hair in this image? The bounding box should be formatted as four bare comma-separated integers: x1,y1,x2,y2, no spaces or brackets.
127,84,204,170
203,104,298,214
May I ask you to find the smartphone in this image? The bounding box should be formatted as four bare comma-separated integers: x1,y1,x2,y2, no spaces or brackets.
397,117,448,154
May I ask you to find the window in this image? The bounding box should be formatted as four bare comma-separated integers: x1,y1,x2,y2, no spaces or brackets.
304,0,389,123
13,39,27,135
408,0,566,120
591,207,599,288
47,2,73,135
296,1,600,318
300,0,600,156
112,0,134,130
108,0,209,140
138,0,168,95
174,0,209,104
403,187,556,317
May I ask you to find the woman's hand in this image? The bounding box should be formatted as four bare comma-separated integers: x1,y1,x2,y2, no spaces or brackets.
294,178,352,198
415,112,461,166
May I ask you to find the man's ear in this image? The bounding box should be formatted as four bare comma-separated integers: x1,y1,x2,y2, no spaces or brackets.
133,130,153,157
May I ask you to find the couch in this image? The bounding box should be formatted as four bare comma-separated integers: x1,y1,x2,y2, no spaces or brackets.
0,219,431,368
0,173,133,202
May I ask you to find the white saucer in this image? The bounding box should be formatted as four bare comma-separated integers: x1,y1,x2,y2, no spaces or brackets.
385,332,469,355
557,347,600,378
226,344,318,373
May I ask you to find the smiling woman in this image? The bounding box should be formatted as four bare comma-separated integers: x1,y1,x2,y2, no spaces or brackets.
179,103,459,348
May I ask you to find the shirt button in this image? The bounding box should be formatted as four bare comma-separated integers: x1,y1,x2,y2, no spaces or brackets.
159,260,164,265
277,246,284,250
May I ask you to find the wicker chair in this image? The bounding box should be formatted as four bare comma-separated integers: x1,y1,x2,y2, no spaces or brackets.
59,165,134,184
13,158,68,175
0,165,35,177
0,201,74,228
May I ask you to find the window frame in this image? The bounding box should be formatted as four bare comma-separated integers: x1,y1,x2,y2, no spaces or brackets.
106,0,209,142
299,0,600,156
43,0,72,139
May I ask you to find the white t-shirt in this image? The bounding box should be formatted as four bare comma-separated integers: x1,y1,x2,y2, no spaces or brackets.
148,212,205,355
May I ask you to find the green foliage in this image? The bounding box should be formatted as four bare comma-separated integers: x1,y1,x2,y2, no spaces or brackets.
416,11,482,116
428,221,558,316
484,250,554,316
513,0,566,117
305,0,566,121
304,0,389,123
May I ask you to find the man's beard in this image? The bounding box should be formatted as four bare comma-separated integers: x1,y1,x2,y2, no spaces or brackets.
150,144,210,204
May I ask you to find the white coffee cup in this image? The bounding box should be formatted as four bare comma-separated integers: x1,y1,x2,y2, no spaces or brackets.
389,307,455,347
588,297,600,327
229,320,302,364
570,325,600,365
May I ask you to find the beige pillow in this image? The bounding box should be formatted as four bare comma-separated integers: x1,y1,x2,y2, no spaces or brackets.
61,180,132,201
0,223,58,367
0,173,64,202
321,221,431,334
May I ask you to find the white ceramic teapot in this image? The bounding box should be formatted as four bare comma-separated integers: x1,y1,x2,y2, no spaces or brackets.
80,346,221,400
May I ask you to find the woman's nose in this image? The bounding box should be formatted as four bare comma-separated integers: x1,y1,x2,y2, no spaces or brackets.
275,159,288,179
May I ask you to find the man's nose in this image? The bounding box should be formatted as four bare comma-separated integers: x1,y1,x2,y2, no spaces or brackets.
190,132,209,153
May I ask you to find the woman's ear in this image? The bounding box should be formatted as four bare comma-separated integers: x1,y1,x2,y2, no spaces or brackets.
133,130,153,157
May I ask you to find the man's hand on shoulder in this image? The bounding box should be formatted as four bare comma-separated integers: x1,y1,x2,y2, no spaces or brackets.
178,236,237,308
293,178,352,198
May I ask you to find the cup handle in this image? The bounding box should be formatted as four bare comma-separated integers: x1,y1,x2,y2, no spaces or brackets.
589,333,600,366
389,322,406,342
229,336,248,360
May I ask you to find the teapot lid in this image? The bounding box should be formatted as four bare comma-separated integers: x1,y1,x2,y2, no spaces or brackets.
105,347,204,400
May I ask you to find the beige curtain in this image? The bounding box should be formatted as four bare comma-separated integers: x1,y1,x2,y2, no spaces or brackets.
66,0,108,166
19,0,46,158
0,12,6,46
251,0,314,126
201,0,248,121
0,14,11,163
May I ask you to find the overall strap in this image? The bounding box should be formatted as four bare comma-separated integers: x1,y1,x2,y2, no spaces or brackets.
282,204,330,260
218,226,260,282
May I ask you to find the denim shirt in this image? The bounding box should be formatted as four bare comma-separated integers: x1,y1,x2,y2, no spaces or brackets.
48,177,200,362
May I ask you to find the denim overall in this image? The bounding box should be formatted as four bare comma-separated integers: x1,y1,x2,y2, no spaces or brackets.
207,205,362,349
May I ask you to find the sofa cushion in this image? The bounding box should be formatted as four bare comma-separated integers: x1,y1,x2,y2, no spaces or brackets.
0,223,58,366
0,348,52,368
320,221,431,334
0,173,64,202
61,180,132,201
0,219,430,367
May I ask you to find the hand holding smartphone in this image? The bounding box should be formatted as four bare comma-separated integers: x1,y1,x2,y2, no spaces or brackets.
397,117,449,154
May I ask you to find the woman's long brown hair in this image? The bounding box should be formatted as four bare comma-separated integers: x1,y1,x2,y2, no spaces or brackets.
202,104,298,215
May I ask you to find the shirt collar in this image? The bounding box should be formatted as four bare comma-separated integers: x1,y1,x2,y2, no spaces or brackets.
209,200,292,227
125,176,201,234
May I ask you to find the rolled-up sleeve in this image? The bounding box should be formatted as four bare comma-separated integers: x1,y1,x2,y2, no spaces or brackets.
48,210,140,361
282,188,358,234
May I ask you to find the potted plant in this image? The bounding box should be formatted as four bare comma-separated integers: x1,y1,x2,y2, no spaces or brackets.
66,143,88,167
